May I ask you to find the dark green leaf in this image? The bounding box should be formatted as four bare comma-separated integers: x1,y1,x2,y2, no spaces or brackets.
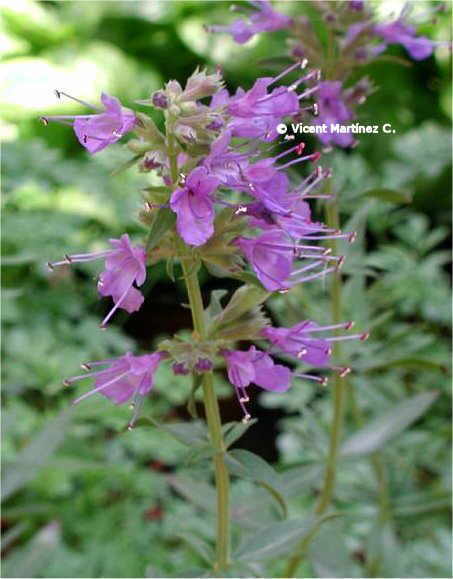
145,208,176,251
363,188,411,204
341,391,439,457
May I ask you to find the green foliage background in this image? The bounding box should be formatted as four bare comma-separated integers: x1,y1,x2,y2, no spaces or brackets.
1,1,451,577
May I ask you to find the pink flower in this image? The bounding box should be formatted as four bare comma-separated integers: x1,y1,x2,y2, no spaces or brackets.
222,346,291,420
41,91,136,154
64,352,165,406
170,166,220,246
210,1,292,44
48,234,147,327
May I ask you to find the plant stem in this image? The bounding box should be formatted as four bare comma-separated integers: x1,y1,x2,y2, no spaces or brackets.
165,120,231,571
284,185,345,578
314,196,345,516
180,258,231,572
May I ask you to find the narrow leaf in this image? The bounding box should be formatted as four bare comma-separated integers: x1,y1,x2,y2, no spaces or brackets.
341,390,439,457
363,188,411,204
146,208,176,251
222,419,258,448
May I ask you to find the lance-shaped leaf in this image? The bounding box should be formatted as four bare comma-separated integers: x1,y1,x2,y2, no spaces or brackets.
226,450,287,518
341,390,439,457
363,188,411,204
222,419,258,448
234,514,338,561
2,409,72,501
213,284,269,328
136,417,209,448
146,208,176,251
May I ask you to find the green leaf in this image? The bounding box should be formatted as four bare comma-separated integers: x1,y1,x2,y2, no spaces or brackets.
222,419,258,448
212,284,269,329
176,532,213,566
363,188,411,204
226,450,287,518
167,475,215,512
359,356,447,373
341,390,439,457
1,409,73,501
142,418,209,448
205,289,228,320
235,514,337,561
145,208,176,251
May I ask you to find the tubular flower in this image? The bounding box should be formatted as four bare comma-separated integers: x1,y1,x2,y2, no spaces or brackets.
222,346,291,420
41,92,136,154
313,81,355,148
373,19,434,61
48,234,147,327
170,166,220,246
209,0,292,44
64,351,166,407
236,228,351,292
262,321,369,382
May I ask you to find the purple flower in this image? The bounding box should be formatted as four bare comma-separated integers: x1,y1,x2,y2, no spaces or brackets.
41,92,136,154
64,351,165,406
313,81,355,147
210,0,292,44
170,166,220,246
236,228,349,291
374,20,434,61
263,321,369,383
48,234,147,327
222,346,291,419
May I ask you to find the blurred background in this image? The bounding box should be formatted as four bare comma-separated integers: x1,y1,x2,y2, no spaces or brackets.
1,1,451,577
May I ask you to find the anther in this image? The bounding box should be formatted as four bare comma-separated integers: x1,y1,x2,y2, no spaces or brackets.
310,152,321,163
301,58,308,69
81,364,91,371
345,321,354,330
295,142,305,155
278,289,289,294
63,379,71,386
321,376,328,386
127,425,134,431
40,116,49,126
338,367,351,378
241,413,252,424
348,231,357,243
336,256,345,270
360,332,370,341
297,348,308,358
47,261,54,270
64,254,72,263
128,403,135,410
54,89,61,99
323,248,332,255
239,396,249,403
312,103,319,116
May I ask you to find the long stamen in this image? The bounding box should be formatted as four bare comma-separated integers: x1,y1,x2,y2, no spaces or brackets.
298,321,354,333
290,260,324,276
298,85,320,100
100,284,133,328
82,358,118,369
326,332,369,342
63,367,114,385
54,89,101,111
72,371,129,405
271,61,305,85
278,152,321,170
295,373,328,386
290,265,337,284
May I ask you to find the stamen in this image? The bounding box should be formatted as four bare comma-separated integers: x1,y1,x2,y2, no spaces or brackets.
54,89,100,111
296,373,328,385
72,371,129,405
333,366,351,378
271,61,304,85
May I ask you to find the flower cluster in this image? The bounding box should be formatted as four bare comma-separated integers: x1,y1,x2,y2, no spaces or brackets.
43,60,367,423
211,0,443,148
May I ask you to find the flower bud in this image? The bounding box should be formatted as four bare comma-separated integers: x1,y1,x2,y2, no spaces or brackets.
152,91,168,109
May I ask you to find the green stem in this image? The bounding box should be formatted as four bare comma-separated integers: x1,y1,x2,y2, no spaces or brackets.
284,187,345,578
165,122,230,571
180,257,231,572
314,197,345,516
